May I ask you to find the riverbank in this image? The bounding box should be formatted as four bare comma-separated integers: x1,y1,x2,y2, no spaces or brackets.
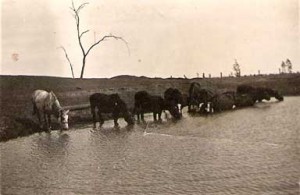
1,73,299,141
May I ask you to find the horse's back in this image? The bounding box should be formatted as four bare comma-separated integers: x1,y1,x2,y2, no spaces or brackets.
32,90,49,102
211,92,235,111
89,93,121,112
32,90,51,110
90,93,112,105
237,85,254,94
164,88,182,101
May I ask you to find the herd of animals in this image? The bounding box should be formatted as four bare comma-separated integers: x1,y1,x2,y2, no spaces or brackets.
31,82,284,131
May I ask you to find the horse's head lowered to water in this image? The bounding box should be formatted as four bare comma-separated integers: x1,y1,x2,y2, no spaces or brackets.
164,88,184,119
58,109,70,130
187,82,216,113
32,90,70,130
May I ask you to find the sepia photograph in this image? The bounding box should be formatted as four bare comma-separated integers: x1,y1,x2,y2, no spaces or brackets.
1,0,299,194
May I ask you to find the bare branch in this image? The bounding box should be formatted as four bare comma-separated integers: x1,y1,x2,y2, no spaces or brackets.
119,37,131,56
77,3,89,13
58,46,75,78
86,34,130,56
72,5,85,55
71,0,76,11
112,36,131,56
80,30,90,38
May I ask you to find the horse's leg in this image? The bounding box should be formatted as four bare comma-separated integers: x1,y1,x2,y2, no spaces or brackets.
91,105,97,129
153,112,157,121
36,110,42,129
47,114,52,130
158,111,162,121
187,97,191,112
136,107,140,121
208,102,214,113
113,117,119,127
136,108,140,121
32,103,37,115
137,113,140,121
199,103,207,114
113,112,119,127
141,110,145,122
98,110,104,128
43,111,50,131
164,110,168,119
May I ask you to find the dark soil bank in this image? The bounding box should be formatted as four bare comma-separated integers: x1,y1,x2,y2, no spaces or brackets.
1,73,299,141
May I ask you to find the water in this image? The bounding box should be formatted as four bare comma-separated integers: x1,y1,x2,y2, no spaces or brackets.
1,97,300,194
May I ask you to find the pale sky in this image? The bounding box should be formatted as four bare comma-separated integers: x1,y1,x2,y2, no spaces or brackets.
1,0,299,78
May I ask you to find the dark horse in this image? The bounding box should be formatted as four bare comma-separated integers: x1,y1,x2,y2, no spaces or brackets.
257,87,284,101
188,86,256,114
32,90,69,131
210,91,255,112
89,93,134,128
134,90,181,122
188,82,215,113
209,91,236,112
164,88,185,118
236,85,281,102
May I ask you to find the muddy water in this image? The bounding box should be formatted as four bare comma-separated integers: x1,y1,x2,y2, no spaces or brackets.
1,97,299,194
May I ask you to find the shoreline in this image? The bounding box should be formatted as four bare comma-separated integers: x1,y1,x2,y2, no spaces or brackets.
1,73,299,141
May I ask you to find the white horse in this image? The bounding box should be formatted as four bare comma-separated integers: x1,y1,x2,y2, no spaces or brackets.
32,90,69,131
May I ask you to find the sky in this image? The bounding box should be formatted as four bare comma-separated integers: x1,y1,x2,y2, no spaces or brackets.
1,0,299,78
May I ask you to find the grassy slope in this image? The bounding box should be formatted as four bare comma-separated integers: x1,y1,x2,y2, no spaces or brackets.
1,73,299,141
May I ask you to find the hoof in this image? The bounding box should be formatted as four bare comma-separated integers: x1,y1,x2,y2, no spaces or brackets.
114,124,120,128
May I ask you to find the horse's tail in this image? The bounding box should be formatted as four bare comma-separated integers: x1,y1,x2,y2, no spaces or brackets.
89,96,95,112
32,102,37,115
31,94,37,115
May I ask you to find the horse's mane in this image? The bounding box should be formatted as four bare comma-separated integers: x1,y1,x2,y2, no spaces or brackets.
50,91,58,101
189,82,201,96
49,91,62,113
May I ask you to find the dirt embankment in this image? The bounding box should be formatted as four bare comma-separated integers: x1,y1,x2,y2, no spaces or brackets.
1,73,299,141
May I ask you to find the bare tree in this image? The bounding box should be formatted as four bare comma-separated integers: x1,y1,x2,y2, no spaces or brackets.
281,61,286,73
286,58,292,73
58,46,75,78
233,59,241,77
69,1,129,78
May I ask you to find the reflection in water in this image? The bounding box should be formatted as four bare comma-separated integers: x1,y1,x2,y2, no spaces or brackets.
1,97,300,194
